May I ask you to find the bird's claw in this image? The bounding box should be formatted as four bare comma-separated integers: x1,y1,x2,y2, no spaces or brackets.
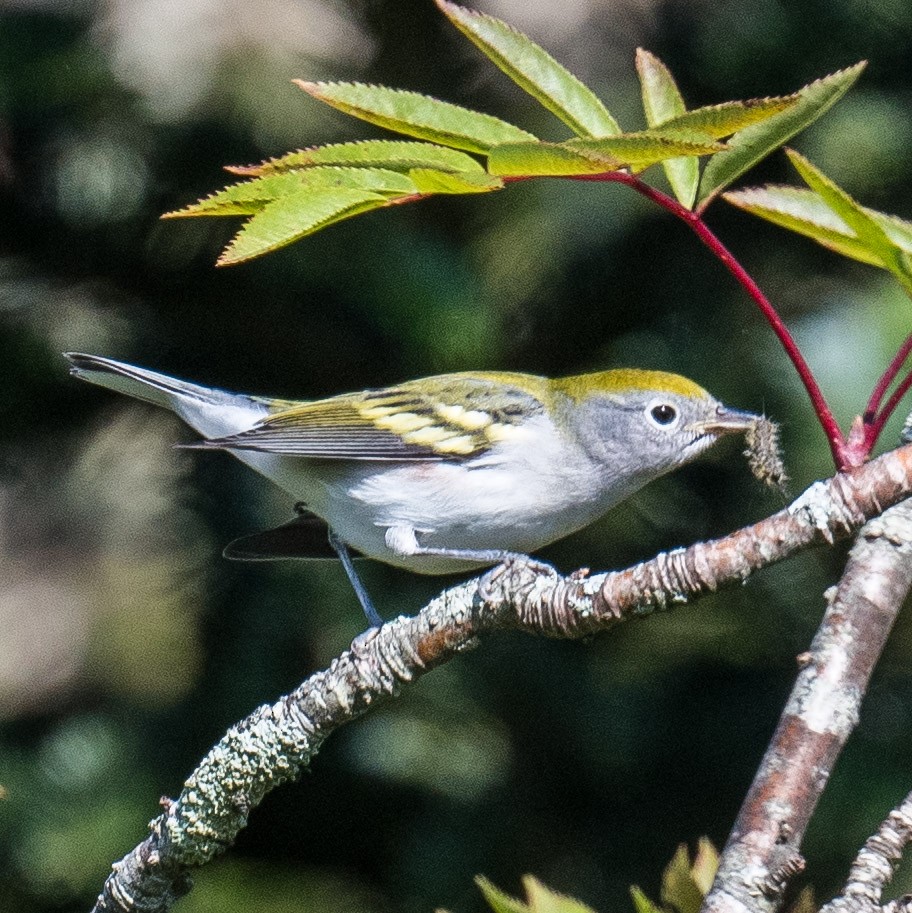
478,553,556,604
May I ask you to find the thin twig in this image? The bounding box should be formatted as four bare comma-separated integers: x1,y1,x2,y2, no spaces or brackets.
89,444,912,913
701,496,912,913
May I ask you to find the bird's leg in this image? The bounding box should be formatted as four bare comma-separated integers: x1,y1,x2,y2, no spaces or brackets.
328,529,383,628
383,526,555,599
384,524,524,565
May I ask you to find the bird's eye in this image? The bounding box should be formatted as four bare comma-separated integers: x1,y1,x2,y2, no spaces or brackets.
647,402,678,428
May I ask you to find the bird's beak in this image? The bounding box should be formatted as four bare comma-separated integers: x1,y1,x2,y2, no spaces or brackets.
688,406,758,437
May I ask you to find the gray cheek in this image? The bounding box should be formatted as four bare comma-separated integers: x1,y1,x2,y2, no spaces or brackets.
570,402,647,470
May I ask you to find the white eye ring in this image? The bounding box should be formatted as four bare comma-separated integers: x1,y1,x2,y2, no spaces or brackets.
645,399,680,430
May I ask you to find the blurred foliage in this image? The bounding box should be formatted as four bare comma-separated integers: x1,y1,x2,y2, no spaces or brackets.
2,1,912,913
477,874,600,913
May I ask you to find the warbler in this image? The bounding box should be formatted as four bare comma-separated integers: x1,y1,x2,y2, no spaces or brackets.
65,353,759,626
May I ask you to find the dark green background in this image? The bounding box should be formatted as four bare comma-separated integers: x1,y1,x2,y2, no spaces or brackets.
2,1,912,911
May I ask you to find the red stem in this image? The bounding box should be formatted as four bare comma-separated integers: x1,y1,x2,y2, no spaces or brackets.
566,171,850,469
865,331,912,420
866,366,912,450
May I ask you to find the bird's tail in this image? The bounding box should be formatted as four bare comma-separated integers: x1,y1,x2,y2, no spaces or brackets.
64,353,268,438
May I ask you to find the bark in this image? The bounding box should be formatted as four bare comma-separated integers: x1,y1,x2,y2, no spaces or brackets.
702,498,912,913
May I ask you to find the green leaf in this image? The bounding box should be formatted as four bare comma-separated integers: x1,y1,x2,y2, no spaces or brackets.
217,188,388,266
872,210,912,253
661,96,798,139
660,845,704,913
635,48,697,208
476,877,599,913
476,877,531,913
567,131,725,166
164,168,418,219
488,141,622,176
690,838,720,895
487,132,724,178
724,185,889,267
295,80,537,154
697,61,866,207
226,140,485,176
436,0,620,138
786,149,912,290
629,886,665,913
521,877,598,913
407,168,503,194
165,173,308,218
636,48,687,127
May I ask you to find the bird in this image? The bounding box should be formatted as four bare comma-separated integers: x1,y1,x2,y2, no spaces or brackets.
65,353,759,626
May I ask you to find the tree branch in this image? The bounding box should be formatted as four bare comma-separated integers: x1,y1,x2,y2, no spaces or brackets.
820,789,912,913
92,444,912,913
701,497,912,913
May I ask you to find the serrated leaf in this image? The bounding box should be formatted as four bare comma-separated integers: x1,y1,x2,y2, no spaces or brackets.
698,61,866,207
164,173,314,217
873,210,912,253
436,0,619,138
217,188,388,265
725,185,887,266
296,80,537,154
289,166,419,194
629,886,664,913
488,141,622,176
635,48,697,207
568,131,725,165
476,877,531,913
636,48,686,126
662,96,798,139
787,149,912,290
690,838,720,895
487,132,723,178
660,845,704,913
726,183,912,273
227,140,485,176
407,168,503,194
521,877,599,913
164,168,419,219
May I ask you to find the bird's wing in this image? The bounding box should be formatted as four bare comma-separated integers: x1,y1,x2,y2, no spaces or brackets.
185,373,545,461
